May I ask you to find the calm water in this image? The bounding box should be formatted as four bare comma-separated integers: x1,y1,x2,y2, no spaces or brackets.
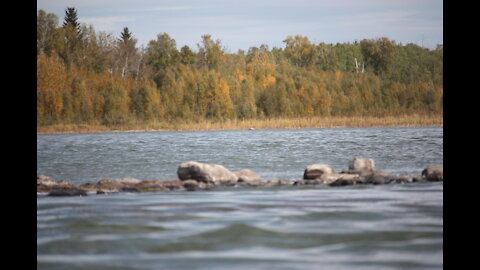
37,127,443,269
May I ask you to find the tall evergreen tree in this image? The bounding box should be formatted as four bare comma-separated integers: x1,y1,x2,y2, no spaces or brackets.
119,27,132,44
116,27,138,77
63,7,80,32
61,7,83,66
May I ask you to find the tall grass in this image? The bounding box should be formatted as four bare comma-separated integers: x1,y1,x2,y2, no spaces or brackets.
37,114,443,134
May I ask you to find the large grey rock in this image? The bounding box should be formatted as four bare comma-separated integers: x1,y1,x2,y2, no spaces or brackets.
421,165,443,181
349,157,375,171
234,169,261,185
177,161,239,185
303,164,334,180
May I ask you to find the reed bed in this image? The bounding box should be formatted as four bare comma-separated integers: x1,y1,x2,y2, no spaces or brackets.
37,114,442,134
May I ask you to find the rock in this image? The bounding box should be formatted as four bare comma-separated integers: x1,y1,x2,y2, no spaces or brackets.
389,174,413,184
134,180,169,192
183,180,199,191
304,179,323,185
161,180,185,190
329,178,360,186
364,174,391,185
37,175,77,194
421,165,443,181
121,187,141,192
48,189,87,197
177,161,239,185
37,175,57,186
118,177,142,185
303,164,334,180
293,180,305,185
317,173,360,185
349,157,375,171
95,178,125,191
77,183,98,193
328,171,367,186
264,180,294,186
343,169,386,177
413,176,427,182
279,180,295,185
234,169,261,185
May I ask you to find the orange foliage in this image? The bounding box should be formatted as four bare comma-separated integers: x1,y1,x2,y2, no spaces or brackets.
37,53,67,121
262,74,276,88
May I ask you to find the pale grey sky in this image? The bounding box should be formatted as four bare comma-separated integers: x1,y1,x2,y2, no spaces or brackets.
37,0,443,52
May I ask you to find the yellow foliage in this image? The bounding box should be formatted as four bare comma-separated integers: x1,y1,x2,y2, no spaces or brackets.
217,79,233,116
37,53,66,120
335,71,342,80
262,74,276,88
234,69,245,82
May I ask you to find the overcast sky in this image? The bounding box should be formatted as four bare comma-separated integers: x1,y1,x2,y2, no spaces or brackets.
37,0,443,52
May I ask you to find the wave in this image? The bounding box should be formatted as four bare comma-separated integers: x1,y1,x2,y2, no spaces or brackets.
147,223,442,253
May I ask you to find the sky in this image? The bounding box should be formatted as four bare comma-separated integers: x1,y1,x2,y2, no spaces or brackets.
37,0,443,52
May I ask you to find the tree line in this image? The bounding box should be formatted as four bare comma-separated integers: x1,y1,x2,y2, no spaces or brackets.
37,8,443,127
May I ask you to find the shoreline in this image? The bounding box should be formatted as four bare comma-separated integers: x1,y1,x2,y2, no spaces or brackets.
37,115,443,135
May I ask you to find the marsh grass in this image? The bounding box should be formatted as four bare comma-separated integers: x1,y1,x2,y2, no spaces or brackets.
37,114,442,134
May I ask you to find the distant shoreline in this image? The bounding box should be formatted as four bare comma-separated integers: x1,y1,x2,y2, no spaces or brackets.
37,114,442,135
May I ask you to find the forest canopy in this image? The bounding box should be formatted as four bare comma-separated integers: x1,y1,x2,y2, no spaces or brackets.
37,8,443,127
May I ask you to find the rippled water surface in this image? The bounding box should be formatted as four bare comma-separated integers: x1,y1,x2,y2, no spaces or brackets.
37,127,443,269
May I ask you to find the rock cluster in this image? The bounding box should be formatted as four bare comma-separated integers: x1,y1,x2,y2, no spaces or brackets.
299,157,442,187
37,158,443,196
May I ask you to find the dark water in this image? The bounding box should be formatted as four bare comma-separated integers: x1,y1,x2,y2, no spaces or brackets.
37,127,443,269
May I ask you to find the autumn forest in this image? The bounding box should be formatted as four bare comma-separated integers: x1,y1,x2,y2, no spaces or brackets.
37,8,443,130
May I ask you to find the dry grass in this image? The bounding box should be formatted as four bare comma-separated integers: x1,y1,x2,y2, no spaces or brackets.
37,114,443,134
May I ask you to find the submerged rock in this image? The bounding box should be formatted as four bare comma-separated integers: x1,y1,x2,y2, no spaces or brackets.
48,189,87,197
413,176,427,182
121,187,141,192
329,178,362,186
421,165,443,181
177,161,239,185
183,179,200,191
134,180,169,192
263,180,295,186
364,174,391,185
158,180,185,190
389,174,414,184
318,173,360,185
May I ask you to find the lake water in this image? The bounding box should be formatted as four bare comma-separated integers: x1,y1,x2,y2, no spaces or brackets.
37,127,443,269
